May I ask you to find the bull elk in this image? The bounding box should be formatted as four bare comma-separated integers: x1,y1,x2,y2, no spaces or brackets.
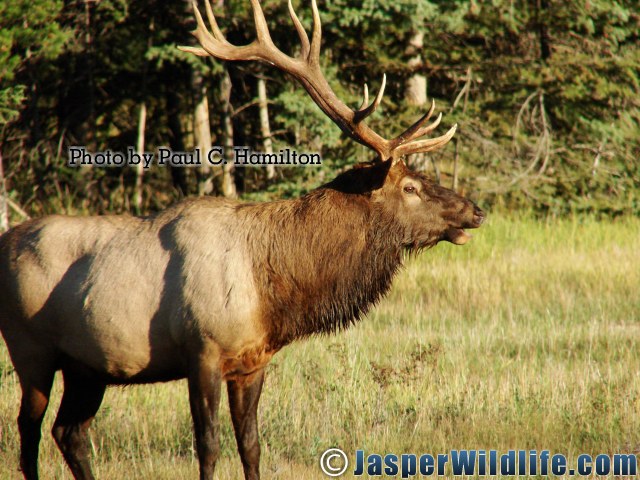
0,0,484,479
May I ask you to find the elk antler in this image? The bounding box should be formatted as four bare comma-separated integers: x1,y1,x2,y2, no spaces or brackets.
179,0,457,162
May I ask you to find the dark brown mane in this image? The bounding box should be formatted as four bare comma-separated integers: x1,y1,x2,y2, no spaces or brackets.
245,164,405,347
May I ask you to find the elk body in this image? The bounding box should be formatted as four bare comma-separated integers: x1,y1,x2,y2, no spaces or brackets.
0,1,484,479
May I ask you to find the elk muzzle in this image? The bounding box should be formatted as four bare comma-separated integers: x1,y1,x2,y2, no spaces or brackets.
443,205,485,245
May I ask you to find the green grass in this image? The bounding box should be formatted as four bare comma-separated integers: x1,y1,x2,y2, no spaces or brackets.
1,214,639,479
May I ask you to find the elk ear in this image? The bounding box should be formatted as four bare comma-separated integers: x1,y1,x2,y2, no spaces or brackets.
383,157,408,181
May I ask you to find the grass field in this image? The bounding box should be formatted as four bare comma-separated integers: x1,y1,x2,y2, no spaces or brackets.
1,214,639,479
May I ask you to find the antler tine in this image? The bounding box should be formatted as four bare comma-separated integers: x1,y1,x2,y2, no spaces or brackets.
358,84,369,111
409,112,442,139
249,0,274,45
391,99,436,147
204,0,228,43
354,73,386,123
393,123,458,160
178,1,246,59
288,0,310,60
177,1,214,57
308,0,322,65
179,1,281,62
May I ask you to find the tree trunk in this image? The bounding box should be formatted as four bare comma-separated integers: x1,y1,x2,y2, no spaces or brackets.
219,69,237,199
0,149,8,233
404,32,428,169
537,0,551,61
82,0,97,151
404,32,427,106
452,141,460,192
431,157,442,185
452,67,472,192
134,102,146,214
257,77,276,181
193,69,214,196
133,17,154,213
166,87,189,196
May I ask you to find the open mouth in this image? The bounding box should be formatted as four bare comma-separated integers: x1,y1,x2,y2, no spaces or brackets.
443,208,485,245
444,227,473,245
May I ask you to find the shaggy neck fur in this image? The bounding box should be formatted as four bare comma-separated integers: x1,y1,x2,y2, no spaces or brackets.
243,177,406,348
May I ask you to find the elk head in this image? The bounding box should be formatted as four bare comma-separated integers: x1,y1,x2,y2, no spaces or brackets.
180,0,484,246
381,163,484,248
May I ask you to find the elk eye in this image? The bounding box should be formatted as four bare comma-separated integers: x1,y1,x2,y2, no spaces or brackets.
403,185,417,194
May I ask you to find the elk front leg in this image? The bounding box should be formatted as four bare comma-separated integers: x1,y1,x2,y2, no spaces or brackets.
17,371,55,480
6,336,56,480
188,347,223,480
228,369,265,480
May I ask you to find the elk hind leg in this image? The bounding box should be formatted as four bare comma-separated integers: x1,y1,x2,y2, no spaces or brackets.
228,369,265,480
51,370,105,480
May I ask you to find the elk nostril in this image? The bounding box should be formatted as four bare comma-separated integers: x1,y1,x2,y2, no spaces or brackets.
473,207,485,226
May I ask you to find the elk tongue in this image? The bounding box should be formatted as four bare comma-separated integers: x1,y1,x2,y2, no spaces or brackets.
444,228,472,245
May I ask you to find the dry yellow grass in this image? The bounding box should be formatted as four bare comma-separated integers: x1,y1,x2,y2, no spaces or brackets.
1,214,639,478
